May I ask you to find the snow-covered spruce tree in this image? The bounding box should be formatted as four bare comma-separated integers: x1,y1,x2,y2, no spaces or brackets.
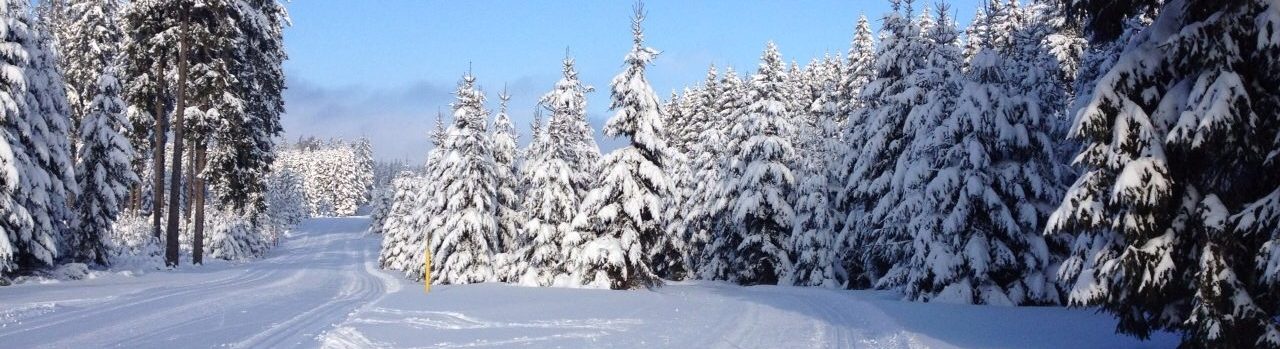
510,58,595,287
74,69,138,266
61,0,123,158
23,10,78,265
263,165,306,243
894,2,1059,305
353,137,375,203
377,172,422,272
961,7,989,65
1048,0,1280,347
839,0,926,288
491,89,521,254
677,66,721,274
697,67,749,280
400,116,451,282
786,71,841,288
366,185,393,234
568,5,671,289
0,0,35,274
204,0,288,213
1,0,77,273
724,42,796,286
540,55,600,198
423,73,497,285
490,89,522,280
659,87,698,281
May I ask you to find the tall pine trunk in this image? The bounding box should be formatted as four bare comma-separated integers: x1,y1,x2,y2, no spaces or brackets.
164,17,189,267
151,61,167,240
185,143,195,220
192,140,207,264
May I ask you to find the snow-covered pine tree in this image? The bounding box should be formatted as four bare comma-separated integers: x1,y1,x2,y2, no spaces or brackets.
540,54,600,198
510,107,573,285
74,68,137,266
840,0,927,288
725,42,796,286
890,5,1060,305
659,86,697,281
787,65,841,288
568,4,671,289
677,65,720,274
353,137,375,204
520,108,543,168
22,9,78,264
377,171,422,272
61,0,123,160
509,58,597,287
263,164,306,243
399,112,452,282
961,7,989,65
491,89,521,254
840,14,876,124
422,73,497,285
1,0,77,273
204,0,287,213
1048,0,1280,347
0,0,35,274
698,67,748,280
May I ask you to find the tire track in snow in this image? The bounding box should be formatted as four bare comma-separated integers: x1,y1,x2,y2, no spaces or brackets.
0,217,389,349
0,268,278,340
232,234,387,348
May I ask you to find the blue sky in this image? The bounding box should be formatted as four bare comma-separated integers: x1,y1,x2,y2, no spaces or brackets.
281,1,981,162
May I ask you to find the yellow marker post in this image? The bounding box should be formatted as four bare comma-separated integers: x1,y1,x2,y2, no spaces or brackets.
430,245,435,291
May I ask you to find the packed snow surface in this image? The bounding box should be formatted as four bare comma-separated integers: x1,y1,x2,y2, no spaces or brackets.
0,217,1177,348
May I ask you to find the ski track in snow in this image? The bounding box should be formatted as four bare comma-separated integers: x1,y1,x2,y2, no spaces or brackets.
0,217,386,349
1,216,1177,348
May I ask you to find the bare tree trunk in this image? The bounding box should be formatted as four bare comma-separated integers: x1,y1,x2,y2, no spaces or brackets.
192,140,207,265
151,61,167,241
164,17,189,268
185,144,195,220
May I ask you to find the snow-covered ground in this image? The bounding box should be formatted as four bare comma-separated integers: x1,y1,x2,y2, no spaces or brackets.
0,217,1177,348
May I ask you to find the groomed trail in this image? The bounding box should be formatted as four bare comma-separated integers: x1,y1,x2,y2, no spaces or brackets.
0,217,387,348
0,217,1176,348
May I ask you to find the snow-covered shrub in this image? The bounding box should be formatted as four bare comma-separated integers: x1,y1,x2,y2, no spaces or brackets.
366,185,393,235
263,167,308,243
204,208,270,261
106,213,163,270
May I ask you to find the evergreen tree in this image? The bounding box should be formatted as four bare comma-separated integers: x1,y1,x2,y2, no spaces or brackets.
726,42,796,285
678,65,720,274
1,0,79,272
1050,0,1280,346
0,0,36,273
840,0,927,287
787,67,841,288
492,89,522,254
539,54,599,198
510,58,596,287
205,0,287,213
353,137,375,203
698,67,748,280
377,172,422,272
61,0,123,159
74,68,137,266
568,4,671,289
423,73,497,284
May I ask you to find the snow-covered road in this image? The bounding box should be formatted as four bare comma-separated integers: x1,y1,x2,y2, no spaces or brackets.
0,217,1176,348
0,217,387,348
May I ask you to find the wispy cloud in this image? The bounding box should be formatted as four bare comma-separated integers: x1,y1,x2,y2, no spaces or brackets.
281,73,622,163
